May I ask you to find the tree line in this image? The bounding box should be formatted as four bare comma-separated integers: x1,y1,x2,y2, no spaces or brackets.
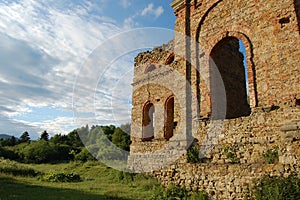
0,124,131,164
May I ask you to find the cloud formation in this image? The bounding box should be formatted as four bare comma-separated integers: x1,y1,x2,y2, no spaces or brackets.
0,0,172,138
120,0,131,8
123,3,164,29
0,0,121,137
141,3,164,18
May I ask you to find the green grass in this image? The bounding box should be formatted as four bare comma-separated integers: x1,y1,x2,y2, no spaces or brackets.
0,160,161,200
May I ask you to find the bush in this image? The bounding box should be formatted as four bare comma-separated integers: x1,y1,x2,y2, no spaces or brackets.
21,140,74,163
252,174,300,200
223,145,239,164
187,145,201,163
263,147,279,164
189,192,209,200
0,147,19,160
0,159,38,177
117,171,135,184
74,148,96,162
150,184,209,200
41,171,81,182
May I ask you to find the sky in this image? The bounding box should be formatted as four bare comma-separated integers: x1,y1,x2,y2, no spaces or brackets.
0,0,176,139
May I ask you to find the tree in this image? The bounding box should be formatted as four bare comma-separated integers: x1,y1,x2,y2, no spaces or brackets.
0,136,17,146
19,131,30,143
68,130,84,148
101,125,115,141
40,130,49,141
111,128,131,151
50,133,69,145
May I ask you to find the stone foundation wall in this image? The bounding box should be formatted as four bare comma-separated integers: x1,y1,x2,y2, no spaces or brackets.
151,105,300,199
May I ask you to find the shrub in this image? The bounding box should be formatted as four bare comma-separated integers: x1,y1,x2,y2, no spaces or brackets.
187,145,201,163
74,148,96,162
189,191,209,200
0,147,19,160
41,171,81,182
150,184,208,200
252,174,300,200
0,159,38,177
223,145,239,164
263,147,279,164
117,171,135,183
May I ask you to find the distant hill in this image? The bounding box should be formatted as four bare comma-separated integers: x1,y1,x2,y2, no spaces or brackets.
0,134,13,139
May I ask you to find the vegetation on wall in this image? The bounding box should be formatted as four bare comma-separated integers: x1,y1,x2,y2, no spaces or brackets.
263,146,279,164
187,144,201,163
223,145,239,164
250,174,300,200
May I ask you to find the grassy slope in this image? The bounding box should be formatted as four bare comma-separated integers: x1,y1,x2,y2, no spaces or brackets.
0,161,161,200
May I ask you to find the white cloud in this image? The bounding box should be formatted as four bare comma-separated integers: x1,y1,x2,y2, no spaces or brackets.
141,3,154,16
0,0,172,137
141,3,164,18
120,0,131,8
123,17,134,29
123,3,164,28
0,0,122,136
123,16,140,29
154,6,164,18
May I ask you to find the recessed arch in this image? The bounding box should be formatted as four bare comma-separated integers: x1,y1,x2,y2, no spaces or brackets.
164,95,175,140
209,32,257,108
164,52,175,65
209,36,251,119
142,101,155,141
144,64,156,73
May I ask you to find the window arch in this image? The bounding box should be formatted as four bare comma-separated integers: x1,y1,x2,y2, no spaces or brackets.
142,101,155,141
144,64,156,73
209,36,251,119
164,96,174,140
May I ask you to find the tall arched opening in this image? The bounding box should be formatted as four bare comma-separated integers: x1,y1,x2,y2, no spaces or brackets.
210,37,251,119
142,102,155,141
164,96,174,141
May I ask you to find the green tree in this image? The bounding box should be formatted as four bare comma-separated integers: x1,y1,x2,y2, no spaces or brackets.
119,123,130,135
111,128,131,151
68,130,84,148
101,125,115,141
50,133,69,145
19,131,30,143
76,125,89,144
74,147,95,162
0,136,17,146
40,130,49,141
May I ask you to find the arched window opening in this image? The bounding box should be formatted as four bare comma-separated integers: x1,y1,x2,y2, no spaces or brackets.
164,96,174,140
142,102,155,141
164,52,175,65
145,64,156,73
210,37,251,119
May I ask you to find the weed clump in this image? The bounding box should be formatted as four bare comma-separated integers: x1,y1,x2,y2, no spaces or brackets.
40,171,81,182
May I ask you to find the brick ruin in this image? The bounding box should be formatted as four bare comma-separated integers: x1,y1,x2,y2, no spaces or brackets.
128,0,300,199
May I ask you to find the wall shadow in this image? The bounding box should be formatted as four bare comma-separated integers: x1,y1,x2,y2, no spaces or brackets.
0,177,131,200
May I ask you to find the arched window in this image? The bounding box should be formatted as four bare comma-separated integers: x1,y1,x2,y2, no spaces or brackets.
209,37,251,119
164,96,174,140
164,52,175,65
145,64,156,73
142,102,155,141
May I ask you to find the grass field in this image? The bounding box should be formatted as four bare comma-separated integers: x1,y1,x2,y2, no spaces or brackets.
0,160,162,200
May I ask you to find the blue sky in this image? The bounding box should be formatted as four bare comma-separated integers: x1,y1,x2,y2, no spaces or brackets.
0,0,175,139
